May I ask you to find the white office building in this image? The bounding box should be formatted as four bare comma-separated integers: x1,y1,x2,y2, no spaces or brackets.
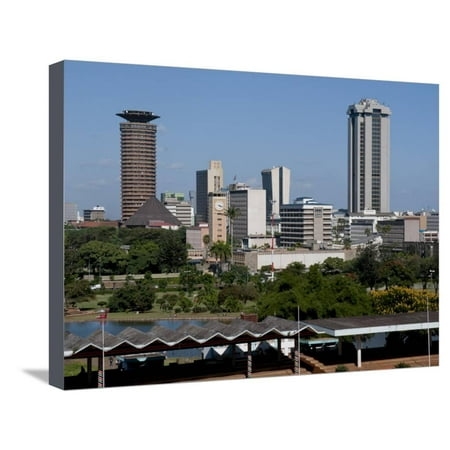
162,197,194,227
229,188,267,243
64,202,78,222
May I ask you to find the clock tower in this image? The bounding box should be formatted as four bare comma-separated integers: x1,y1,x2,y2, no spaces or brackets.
208,193,228,244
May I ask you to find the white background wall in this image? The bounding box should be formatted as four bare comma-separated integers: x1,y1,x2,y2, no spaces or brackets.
2,2,448,450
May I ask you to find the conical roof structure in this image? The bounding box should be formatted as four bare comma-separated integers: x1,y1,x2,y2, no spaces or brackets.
124,196,182,227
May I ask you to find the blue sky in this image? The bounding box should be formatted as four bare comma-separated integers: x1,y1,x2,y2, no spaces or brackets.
64,60,439,220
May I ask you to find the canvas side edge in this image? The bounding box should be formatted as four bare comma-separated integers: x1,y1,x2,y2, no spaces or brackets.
49,61,65,389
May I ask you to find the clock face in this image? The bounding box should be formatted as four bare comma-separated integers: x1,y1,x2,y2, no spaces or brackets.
215,201,224,211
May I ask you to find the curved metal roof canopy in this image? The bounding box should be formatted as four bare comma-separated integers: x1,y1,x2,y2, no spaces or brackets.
64,312,439,359
64,316,318,358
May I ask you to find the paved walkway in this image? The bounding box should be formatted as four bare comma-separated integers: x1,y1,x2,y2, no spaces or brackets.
331,353,439,372
66,352,439,389
297,353,439,374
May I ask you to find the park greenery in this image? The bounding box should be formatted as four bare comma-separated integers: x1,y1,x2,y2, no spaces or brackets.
64,226,439,320
64,225,187,279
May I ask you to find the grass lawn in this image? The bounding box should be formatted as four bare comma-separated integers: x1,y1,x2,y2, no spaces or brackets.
75,293,111,310
66,289,257,322
64,355,203,377
64,359,97,377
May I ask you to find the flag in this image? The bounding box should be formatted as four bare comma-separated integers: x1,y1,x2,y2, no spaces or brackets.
96,309,107,320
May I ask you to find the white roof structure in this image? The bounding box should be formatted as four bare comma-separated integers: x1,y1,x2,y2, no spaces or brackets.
301,311,439,337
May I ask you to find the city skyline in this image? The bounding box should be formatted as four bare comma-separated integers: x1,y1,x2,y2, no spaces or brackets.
64,61,439,220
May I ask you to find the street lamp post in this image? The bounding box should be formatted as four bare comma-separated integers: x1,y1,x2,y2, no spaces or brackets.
427,269,435,367
297,305,301,375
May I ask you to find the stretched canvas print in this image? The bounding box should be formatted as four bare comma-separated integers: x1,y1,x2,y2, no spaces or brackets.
49,60,439,390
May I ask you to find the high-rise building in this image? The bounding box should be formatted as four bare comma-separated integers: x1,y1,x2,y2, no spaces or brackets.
83,205,106,221
64,202,78,223
347,99,391,214
116,110,160,222
261,166,291,220
280,197,332,247
196,160,224,224
229,187,266,242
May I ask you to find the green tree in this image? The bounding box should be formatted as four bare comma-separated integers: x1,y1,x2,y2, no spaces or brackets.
159,293,179,312
321,257,345,275
195,283,218,312
202,234,211,260
176,295,193,313
257,288,301,320
158,230,187,272
224,206,240,264
65,226,120,248
257,263,373,320
325,274,372,317
127,240,160,274
209,241,231,274
64,279,93,303
418,256,438,291
223,297,243,313
220,265,250,285
284,262,307,276
378,258,416,289
179,265,201,293
218,283,258,305
108,279,155,312
79,240,128,275
118,227,162,246
64,247,84,278
352,244,381,289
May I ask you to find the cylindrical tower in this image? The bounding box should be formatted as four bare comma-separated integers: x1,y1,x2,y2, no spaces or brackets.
347,99,391,214
116,110,160,222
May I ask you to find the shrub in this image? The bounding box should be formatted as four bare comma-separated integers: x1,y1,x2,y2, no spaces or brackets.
395,362,411,369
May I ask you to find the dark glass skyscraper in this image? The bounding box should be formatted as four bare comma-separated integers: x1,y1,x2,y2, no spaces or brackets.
116,110,159,222
261,166,291,220
195,160,223,224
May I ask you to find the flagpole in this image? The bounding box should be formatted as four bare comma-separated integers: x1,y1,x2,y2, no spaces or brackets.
97,309,107,388
102,317,105,387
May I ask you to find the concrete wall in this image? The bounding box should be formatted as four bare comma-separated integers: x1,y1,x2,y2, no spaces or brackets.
240,249,348,272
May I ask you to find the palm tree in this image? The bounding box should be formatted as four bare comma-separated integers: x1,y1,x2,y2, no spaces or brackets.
209,240,231,275
202,234,211,261
224,206,240,265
